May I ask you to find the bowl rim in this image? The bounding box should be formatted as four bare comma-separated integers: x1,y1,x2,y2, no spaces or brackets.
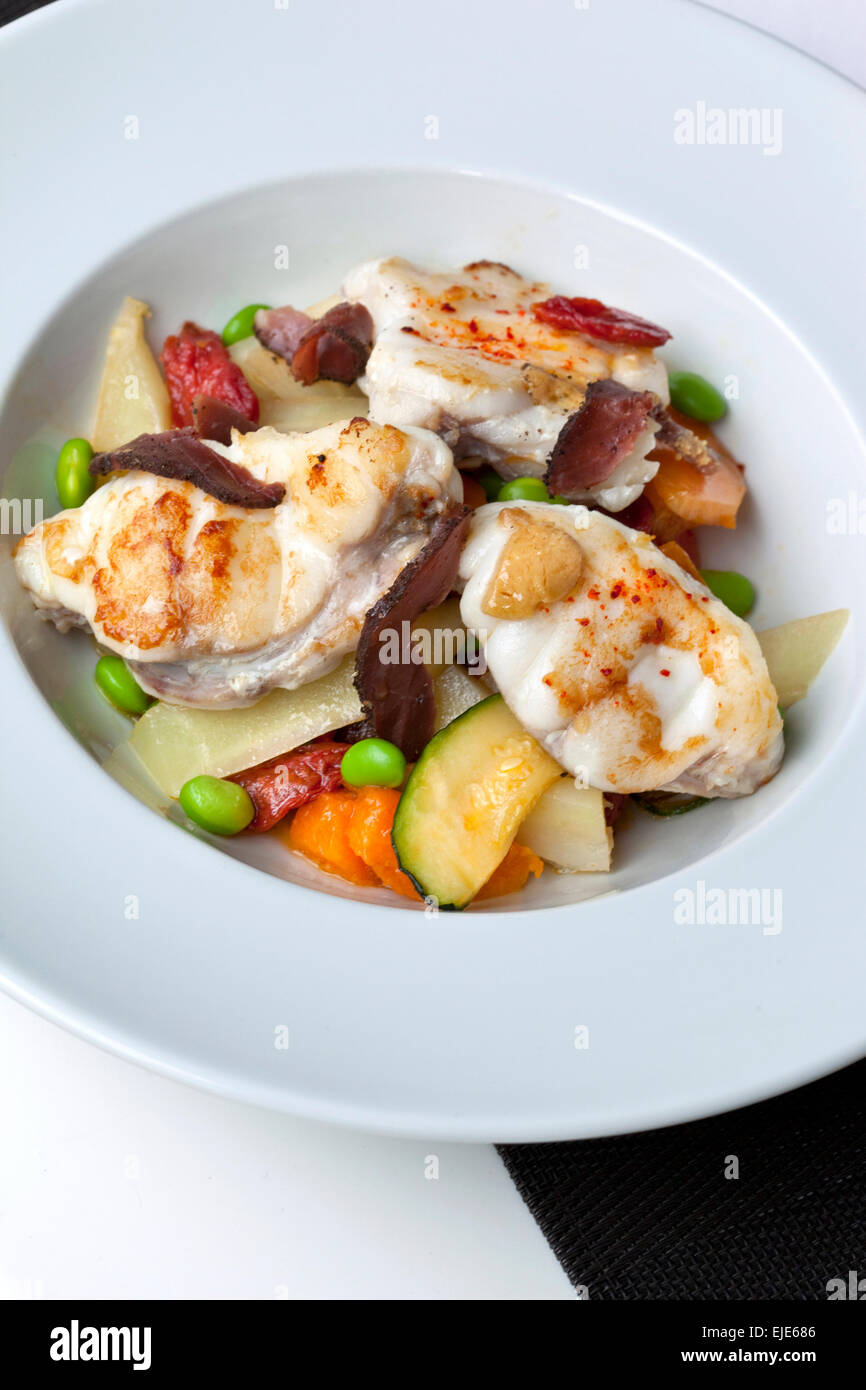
1,0,864,1140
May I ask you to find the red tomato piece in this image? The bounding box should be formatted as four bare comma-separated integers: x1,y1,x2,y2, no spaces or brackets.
533,295,672,347
229,740,349,832
161,321,259,429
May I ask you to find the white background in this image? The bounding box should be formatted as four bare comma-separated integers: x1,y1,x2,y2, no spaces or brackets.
1,0,862,1301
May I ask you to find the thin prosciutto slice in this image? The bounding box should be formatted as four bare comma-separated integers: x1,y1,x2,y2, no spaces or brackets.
545,380,656,498
290,302,374,386
254,305,313,359
255,301,374,387
90,428,285,508
191,394,258,445
354,507,470,759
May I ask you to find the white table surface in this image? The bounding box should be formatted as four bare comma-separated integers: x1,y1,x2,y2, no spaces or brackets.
1,0,862,1302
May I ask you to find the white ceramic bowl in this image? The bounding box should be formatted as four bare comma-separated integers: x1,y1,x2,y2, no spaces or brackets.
0,0,864,1138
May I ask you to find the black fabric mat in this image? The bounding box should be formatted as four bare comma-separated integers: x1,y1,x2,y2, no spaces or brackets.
498,1057,866,1299
0,0,50,24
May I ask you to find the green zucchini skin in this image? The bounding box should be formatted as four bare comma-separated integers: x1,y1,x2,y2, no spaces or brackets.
392,695,505,911
632,792,710,817
391,694,560,909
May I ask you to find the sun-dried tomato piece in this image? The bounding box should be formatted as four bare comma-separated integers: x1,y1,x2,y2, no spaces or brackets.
229,740,349,832
161,321,259,429
533,295,671,347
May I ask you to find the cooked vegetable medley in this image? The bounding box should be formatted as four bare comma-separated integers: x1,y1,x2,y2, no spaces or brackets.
12,257,849,908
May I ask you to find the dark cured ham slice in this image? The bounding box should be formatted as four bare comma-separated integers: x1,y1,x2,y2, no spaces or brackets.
254,305,313,359
291,329,365,387
90,428,285,508
545,379,656,497
191,394,258,445
354,507,470,760
290,302,374,386
253,300,374,386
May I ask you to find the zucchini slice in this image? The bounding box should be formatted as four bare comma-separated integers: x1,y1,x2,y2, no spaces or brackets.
392,694,561,909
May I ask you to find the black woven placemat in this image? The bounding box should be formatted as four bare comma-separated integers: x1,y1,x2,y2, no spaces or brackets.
498,1057,866,1299
0,0,48,23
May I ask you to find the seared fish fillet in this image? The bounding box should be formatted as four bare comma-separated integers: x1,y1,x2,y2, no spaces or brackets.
343,257,669,510
459,502,783,797
16,418,461,707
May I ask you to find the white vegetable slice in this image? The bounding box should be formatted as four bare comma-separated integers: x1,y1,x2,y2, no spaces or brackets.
410,597,466,678
305,293,342,319
227,335,366,431
433,663,488,730
122,596,467,801
91,297,171,451
519,779,612,873
757,609,849,708
126,656,362,798
260,395,368,433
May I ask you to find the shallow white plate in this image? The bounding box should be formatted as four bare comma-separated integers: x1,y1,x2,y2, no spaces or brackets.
0,0,864,1140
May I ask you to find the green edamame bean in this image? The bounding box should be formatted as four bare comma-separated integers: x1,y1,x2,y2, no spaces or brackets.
700,569,755,617
221,303,271,346
340,738,406,789
497,476,550,502
668,371,727,423
475,467,504,502
56,438,94,510
95,655,154,715
179,775,255,835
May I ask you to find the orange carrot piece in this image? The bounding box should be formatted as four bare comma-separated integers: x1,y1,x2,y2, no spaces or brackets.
460,474,488,510
286,790,379,886
474,843,544,901
288,789,543,904
659,539,703,584
646,409,745,531
348,787,421,900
